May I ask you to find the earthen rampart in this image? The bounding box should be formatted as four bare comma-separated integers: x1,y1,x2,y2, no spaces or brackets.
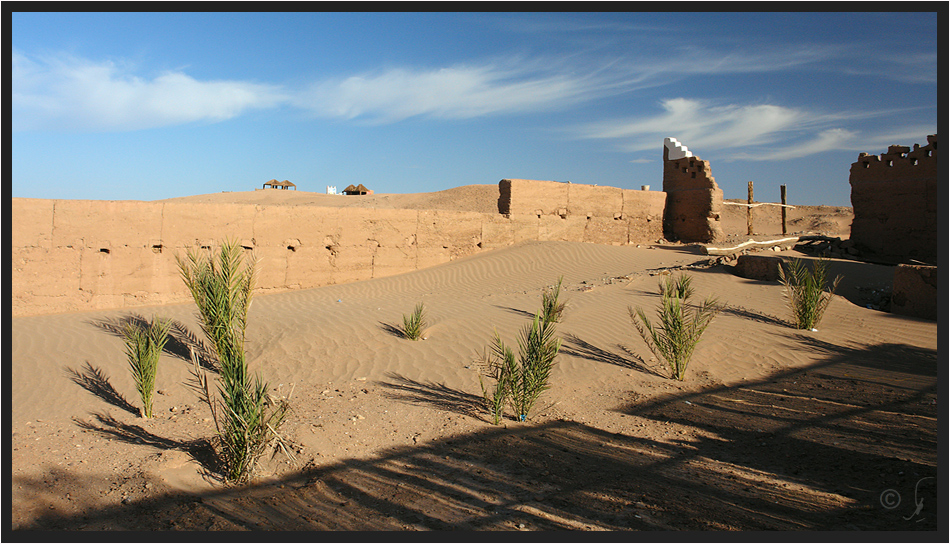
661,138,725,243
849,134,938,264
12,181,665,316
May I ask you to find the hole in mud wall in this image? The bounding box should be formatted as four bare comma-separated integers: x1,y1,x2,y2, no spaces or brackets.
691,172,696,179
863,162,870,168
152,244,163,254
287,245,296,252
99,248,111,254
886,160,893,167
910,158,918,166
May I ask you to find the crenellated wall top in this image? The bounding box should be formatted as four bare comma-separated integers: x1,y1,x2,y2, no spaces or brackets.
851,134,937,180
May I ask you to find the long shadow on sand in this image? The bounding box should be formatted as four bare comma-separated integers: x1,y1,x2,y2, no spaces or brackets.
72,412,219,479
378,321,407,339
719,304,788,328
17,336,938,532
64,361,140,416
88,314,217,372
560,334,665,378
492,305,537,319
378,372,485,420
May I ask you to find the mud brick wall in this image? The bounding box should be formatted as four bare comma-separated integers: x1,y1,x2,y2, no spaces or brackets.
662,142,725,243
890,264,938,321
849,134,938,264
496,178,666,243
13,180,666,316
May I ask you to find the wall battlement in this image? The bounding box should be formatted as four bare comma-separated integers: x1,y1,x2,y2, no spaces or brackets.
852,134,937,178
849,134,938,264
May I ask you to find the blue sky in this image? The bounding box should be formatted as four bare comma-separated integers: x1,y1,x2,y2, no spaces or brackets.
11,11,940,206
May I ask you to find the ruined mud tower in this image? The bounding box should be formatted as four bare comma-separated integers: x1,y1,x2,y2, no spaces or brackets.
849,134,938,264
662,138,725,243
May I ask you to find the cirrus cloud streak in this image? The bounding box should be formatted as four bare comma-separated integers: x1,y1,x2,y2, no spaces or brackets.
581,97,935,161
12,51,286,132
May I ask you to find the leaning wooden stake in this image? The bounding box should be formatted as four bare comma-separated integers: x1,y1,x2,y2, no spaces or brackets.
780,185,787,236
747,181,754,236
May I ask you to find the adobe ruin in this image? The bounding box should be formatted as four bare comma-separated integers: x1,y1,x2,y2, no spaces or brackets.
849,134,938,264
662,138,725,243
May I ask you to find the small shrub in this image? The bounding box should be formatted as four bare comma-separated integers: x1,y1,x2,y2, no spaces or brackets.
477,343,516,425
122,317,171,418
779,258,841,330
401,303,427,340
479,312,560,423
541,276,567,325
630,274,721,381
509,313,561,420
177,239,289,483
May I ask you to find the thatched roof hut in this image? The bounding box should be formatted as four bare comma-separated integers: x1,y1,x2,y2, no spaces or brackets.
263,179,297,190
343,183,370,195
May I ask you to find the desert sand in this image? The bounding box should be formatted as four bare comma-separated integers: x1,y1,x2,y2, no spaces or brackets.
10,189,938,532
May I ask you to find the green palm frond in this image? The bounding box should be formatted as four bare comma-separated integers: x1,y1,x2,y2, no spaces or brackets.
779,258,841,330
631,274,721,381
123,317,171,418
401,303,427,340
177,239,287,483
541,276,567,325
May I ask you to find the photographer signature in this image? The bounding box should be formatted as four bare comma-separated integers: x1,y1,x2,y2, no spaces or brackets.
881,477,934,522
902,477,934,522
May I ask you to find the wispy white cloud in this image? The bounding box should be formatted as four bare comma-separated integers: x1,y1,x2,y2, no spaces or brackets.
290,43,840,125
12,51,285,131
839,51,938,84
730,129,858,160
580,97,935,161
12,42,934,137
293,59,648,123
731,125,937,161
581,98,806,152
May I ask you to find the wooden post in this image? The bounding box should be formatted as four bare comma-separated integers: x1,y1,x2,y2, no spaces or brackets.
780,185,787,236
747,181,754,236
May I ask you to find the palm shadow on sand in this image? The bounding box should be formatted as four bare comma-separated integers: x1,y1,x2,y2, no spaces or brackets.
88,314,217,373
19,338,938,532
560,334,666,378
720,304,789,328
492,305,536,319
378,321,407,339
73,412,220,479
65,361,140,416
378,372,486,421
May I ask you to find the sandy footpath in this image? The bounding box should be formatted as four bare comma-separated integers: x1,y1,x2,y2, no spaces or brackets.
9,191,938,532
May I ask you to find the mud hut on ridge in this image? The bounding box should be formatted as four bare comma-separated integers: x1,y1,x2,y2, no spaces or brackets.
342,184,371,195
263,179,297,190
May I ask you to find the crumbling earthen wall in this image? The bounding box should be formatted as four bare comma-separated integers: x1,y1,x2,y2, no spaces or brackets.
891,264,938,321
662,138,725,243
849,134,938,264
497,179,666,244
12,181,666,316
